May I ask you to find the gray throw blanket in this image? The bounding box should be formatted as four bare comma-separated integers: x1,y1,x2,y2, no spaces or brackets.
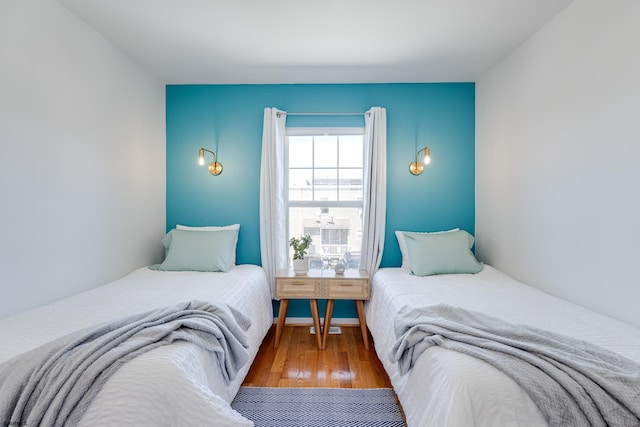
390,304,640,427
0,300,251,427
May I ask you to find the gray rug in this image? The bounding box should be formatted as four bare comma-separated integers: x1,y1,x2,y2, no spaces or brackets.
231,386,405,427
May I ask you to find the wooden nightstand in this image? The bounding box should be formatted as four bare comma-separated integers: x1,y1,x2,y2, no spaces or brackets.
274,269,370,350
274,269,323,349
321,270,370,350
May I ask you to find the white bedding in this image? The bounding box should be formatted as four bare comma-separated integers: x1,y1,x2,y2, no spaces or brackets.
365,266,640,427
0,265,273,426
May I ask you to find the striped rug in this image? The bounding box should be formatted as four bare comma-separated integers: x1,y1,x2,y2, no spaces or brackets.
231,386,405,427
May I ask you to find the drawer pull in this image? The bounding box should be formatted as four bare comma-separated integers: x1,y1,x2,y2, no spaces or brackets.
339,282,353,286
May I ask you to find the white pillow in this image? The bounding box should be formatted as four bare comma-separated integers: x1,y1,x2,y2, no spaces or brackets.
396,229,460,270
176,224,240,266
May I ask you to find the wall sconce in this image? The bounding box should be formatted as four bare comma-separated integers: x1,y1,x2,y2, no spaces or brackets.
198,147,223,175
409,146,431,175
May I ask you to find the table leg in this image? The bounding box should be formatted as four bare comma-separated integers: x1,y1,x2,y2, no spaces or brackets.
322,299,335,350
274,299,289,348
309,299,322,349
356,299,369,350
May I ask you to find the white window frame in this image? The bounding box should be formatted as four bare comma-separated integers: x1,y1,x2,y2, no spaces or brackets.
285,127,365,259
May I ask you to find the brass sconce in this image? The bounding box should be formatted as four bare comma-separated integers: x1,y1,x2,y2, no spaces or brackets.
409,146,431,175
198,147,223,175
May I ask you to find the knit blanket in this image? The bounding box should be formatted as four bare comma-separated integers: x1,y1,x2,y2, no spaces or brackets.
390,304,640,427
0,300,251,427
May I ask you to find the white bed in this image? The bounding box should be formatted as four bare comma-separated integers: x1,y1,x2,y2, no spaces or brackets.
0,264,273,426
365,266,640,427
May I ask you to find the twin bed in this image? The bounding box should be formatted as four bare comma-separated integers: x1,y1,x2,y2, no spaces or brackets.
365,265,640,426
0,265,272,426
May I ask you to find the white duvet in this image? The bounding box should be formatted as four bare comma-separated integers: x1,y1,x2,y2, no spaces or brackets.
365,266,640,427
0,265,273,426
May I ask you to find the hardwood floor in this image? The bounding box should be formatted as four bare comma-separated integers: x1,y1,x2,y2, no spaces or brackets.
243,325,393,388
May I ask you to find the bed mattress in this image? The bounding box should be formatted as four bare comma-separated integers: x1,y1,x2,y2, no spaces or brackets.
0,265,273,426
365,266,640,427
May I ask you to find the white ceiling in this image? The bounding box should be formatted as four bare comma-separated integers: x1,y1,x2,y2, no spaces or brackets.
57,0,573,84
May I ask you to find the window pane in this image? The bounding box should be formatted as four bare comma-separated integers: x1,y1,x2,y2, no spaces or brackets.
289,169,313,201
289,136,313,168
289,206,362,270
314,135,337,168
303,226,320,236
339,135,363,168
338,168,363,201
314,169,337,201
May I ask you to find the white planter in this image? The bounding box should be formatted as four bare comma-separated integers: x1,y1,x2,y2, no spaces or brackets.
292,257,310,274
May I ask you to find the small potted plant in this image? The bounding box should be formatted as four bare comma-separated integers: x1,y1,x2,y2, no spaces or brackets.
289,234,312,274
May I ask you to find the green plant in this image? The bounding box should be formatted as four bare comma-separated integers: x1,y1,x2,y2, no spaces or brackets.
289,234,312,260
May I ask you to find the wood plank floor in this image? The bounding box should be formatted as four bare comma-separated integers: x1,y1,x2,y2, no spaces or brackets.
243,325,393,388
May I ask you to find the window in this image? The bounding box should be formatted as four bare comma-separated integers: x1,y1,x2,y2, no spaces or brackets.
287,128,364,270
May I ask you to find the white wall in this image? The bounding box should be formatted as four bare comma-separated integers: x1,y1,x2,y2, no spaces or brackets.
476,0,640,327
0,0,166,319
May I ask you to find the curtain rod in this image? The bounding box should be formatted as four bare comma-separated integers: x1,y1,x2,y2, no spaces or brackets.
276,111,369,117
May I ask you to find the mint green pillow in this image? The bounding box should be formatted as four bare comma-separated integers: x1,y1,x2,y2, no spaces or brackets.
157,229,237,272
404,230,483,276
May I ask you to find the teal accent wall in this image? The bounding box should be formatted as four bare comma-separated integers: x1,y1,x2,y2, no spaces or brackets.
166,83,475,318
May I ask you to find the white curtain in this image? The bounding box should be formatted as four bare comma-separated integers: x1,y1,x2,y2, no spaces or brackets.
360,107,387,276
259,108,288,297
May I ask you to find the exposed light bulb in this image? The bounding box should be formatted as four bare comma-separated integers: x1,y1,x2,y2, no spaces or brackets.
422,147,431,165
198,156,205,166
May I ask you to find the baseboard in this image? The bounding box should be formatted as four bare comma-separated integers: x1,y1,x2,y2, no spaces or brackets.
273,317,360,326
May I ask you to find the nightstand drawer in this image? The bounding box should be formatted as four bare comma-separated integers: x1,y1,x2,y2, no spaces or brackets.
326,279,369,299
276,279,320,298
